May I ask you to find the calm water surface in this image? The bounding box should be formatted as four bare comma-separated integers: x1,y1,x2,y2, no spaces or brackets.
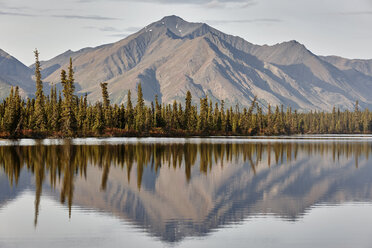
1,136,372,247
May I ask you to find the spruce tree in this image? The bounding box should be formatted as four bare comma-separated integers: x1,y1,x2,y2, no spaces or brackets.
198,96,208,132
100,82,110,108
93,103,104,134
135,83,145,132
184,91,192,130
34,49,47,131
100,82,112,128
125,90,134,130
4,87,22,135
61,59,77,136
154,95,163,128
50,86,60,132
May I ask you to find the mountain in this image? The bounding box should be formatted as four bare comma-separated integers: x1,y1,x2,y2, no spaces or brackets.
3,15,372,111
320,55,372,77
37,15,372,111
0,49,35,99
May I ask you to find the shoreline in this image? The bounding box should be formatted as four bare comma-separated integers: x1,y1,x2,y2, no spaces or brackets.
1,134,372,146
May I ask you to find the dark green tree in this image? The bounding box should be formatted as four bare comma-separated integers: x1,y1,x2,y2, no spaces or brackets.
61,58,77,136
125,90,134,130
33,49,47,131
135,83,145,132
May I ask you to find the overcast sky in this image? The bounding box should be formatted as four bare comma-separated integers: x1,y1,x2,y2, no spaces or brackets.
1,0,371,65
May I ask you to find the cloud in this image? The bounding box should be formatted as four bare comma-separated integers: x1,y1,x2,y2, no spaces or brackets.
84,26,141,33
2,6,31,11
123,26,143,32
0,11,34,17
0,9,118,21
204,0,257,8
206,18,282,25
0,12,117,21
51,14,119,20
84,26,122,32
338,11,372,15
76,0,259,10
108,33,131,37
76,0,257,6
104,26,143,38
204,0,226,8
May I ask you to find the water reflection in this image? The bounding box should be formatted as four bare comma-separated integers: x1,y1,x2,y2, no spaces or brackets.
1,140,372,242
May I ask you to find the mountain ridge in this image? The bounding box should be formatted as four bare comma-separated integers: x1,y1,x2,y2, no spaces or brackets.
1,15,372,111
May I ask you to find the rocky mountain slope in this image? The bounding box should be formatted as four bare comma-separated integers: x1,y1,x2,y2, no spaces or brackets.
320,55,372,77
0,49,35,99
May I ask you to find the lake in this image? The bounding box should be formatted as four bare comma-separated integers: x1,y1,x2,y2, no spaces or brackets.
1,136,372,247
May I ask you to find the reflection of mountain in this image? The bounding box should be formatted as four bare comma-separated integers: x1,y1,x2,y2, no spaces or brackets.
69,151,372,242
1,142,372,242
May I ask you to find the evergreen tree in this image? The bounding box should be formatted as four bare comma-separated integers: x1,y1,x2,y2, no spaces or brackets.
50,86,60,132
198,96,209,132
100,82,110,108
4,87,22,135
135,83,145,132
184,91,193,131
33,49,47,131
93,103,104,134
61,58,77,136
100,82,112,128
154,95,163,128
125,90,134,130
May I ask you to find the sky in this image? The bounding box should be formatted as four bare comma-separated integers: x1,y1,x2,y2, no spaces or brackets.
0,0,372,65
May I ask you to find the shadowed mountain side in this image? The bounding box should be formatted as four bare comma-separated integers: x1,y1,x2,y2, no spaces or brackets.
32,16,372,111
0,49,35,98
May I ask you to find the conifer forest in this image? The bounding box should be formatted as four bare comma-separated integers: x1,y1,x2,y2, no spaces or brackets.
0,50,372,138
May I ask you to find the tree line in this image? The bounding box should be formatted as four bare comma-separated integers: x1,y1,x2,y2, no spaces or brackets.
0,50,372,138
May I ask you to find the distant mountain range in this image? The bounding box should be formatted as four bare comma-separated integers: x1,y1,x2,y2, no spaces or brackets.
1,15,372,111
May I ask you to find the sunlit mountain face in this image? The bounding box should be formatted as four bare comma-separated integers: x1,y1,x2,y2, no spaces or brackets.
1,138,372,243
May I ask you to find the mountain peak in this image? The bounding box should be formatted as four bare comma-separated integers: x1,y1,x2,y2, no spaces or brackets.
272,39,313,57
280,40,305,48
149,15,204,37
160,15,185,23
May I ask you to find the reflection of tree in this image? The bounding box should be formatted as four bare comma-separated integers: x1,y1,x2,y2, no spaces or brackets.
0,141,371,226
33,145,44,227
60,144,76,219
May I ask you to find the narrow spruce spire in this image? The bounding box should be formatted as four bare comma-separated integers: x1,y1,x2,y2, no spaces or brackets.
33,49,47,131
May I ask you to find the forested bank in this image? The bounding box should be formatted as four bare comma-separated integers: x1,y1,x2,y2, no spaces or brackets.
0,50,372,138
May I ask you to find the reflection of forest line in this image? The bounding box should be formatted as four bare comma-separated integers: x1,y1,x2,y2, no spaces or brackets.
0,142,371,226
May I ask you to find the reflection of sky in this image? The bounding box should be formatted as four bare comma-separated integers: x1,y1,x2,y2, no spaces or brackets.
1,191,372,248
0,191,163,248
